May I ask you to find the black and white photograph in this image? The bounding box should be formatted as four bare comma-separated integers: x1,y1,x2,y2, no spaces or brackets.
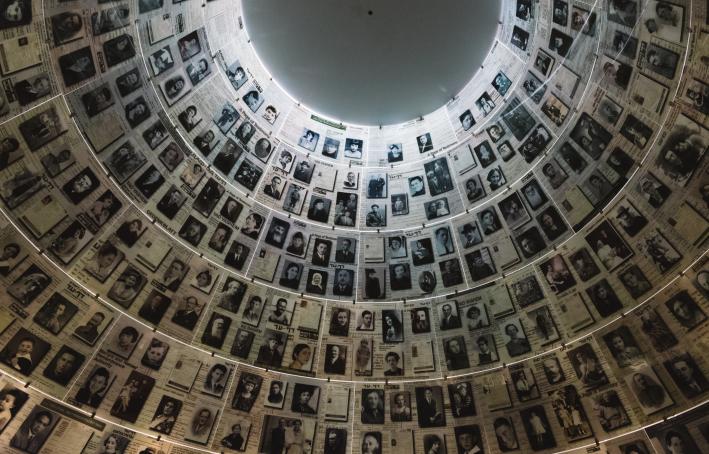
448,381,475,418
291,383,319,414
148,46,174,76
492,70,512,95
590,390,631,432
424,197,450,220
501,318,531,357
58,47,96,87
159,70,191,106
520,405,556,450
540,254,576,294
459,109,475,131
148,395,182,435
642,42,679,80
9,405,59,454
109,370,155,423
636,229,682,274
201,312,231,349
618,265,652,298
424,157,454,195
444,335,469,370
665,290,706,331
242,88,262,112
389,263,411,291
32,292,78,335
464,174,485,202
474,141,497,168
7,264,51,306
473,333,498,365
511,25,529,50
522,71,546,103
511,366,539,402
417,132,433,153
624,365,674,415
344,138,363,159
178,30,201,60
178,216,207,246
42,345,84,386
465,247,496,281
655,114,707,187
567,343,608,390
107,265,147,308
1,328,51,376
293,159,315,183
258,416,315,454
663,353,708,399
225,61,248,90
75,366,116,408
585,279,623,318
178,105,202,132
19,107,67,152
231,373,262,414
103,34,135,67
360,389,384,424
549,28,572,57
264,379,287,409
184,405,218,445
415,386,446,428
548,385,592,442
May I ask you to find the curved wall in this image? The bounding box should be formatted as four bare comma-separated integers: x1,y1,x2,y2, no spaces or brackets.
0,0,704,453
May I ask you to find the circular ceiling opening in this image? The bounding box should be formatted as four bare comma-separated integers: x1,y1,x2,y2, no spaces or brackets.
243,0,501,125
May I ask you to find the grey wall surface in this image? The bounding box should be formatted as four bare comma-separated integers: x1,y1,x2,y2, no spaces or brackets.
243,0,501,125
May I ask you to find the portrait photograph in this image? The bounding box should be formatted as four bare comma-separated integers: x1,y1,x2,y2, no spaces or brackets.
424,157,454,195
520,405,556,450
665,290,706,331
148,45,174,76
42,345,84,386
465,247,496,281
548,385,592,442
258,415,315,454
415,386,446,428
618,265,652,299
201,312,231,349
184,404,219,445
148,395,182,435
9,405,59,454
602,325,644,368
84,241,125,283
381,309,404,343
103,34,135,67
263,379,288,409
58,47,96,87
636,229,682,274
1,328,51,376
567,343,608,390
32,292,78,335
584,220,634,272
109,370,155,423
511,366,540,402
663,353,708,399
624,364,674,415
473,333,500,366
589,390,631,433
